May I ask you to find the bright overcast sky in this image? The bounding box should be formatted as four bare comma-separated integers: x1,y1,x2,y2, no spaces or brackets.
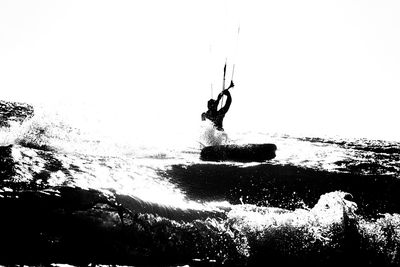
1,0,399,141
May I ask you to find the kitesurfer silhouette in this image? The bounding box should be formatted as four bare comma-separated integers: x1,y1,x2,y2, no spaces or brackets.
201,81,234,131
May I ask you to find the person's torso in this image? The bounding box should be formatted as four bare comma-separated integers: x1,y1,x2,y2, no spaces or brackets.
206,110,225,130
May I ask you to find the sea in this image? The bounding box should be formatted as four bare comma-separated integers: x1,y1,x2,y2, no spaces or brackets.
0,100,399,266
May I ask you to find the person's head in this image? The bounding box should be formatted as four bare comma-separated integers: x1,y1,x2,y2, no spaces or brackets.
208,99,217,110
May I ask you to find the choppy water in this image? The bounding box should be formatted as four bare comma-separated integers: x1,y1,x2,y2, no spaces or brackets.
1,101,400,266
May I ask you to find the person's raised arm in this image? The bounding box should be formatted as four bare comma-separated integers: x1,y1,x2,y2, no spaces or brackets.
217,81,234,100
218,90,232,115
216,91,224,102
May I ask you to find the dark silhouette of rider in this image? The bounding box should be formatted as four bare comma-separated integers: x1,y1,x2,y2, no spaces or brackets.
201,81,234,131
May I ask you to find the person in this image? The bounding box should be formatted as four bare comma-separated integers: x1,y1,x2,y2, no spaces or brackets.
201,81,234,131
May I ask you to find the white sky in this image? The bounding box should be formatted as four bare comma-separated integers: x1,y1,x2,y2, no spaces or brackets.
1,0,399,141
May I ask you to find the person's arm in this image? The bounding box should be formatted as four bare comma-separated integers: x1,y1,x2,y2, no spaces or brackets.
217,81,234,102
218,90,232,115
216,92,224,103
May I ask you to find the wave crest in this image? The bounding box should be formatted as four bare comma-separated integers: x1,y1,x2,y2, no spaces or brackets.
1,108,78,151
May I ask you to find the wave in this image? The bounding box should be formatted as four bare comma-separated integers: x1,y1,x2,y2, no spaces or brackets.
0,100,34,127
1,102,85,151
279,136,400,176
1,183,399,266
0,103,138,159
297,136,400,155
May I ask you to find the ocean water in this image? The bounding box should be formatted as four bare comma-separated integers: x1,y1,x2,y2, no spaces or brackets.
0,101,400,266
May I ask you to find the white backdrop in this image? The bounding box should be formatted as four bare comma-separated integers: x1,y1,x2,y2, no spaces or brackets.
1,0,399,141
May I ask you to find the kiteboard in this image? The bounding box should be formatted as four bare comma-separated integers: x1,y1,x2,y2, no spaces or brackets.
200,143,277,162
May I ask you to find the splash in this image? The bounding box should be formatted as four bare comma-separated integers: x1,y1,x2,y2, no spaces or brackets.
358,213,400,265
199,121,229,147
